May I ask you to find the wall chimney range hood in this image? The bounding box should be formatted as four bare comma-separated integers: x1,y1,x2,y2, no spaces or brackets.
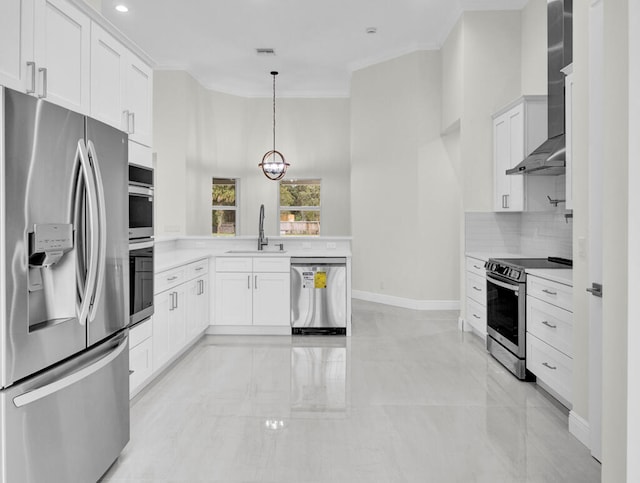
507,0,572,176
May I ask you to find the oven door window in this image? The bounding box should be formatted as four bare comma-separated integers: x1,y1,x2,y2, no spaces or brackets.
129,193,153,230
486,277,520,348
130,246,154,319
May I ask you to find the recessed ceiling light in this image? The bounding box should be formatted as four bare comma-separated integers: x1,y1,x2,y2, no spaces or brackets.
115,4,129,13
366,27,377,34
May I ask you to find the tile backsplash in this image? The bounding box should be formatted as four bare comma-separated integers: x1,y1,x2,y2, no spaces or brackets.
465,211,572,259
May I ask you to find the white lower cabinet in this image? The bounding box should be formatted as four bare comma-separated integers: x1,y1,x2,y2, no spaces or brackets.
215,257,290,328
464,255,487,337
129,317,153,396
150,258,210,386
526,274,573,407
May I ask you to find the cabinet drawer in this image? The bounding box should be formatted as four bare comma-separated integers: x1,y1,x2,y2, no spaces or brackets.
465,257,487,278
130,317,153,348
466,297,486,336
155,266,186,294
466,272,487,305
130,337,153,394
253,257,290,273
527,334,572,405
186,258,209,279
526,296,572,357
527,276,572,312
216,257,252,272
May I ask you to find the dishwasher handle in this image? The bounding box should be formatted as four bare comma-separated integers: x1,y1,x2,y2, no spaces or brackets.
291,257,346,266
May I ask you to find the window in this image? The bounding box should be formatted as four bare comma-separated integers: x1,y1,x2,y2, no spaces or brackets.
279,179,321,236
212,178,238,236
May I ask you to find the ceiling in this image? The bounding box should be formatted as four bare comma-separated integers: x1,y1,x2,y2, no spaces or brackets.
99,0,528,97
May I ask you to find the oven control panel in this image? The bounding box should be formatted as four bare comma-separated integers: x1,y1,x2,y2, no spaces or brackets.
484,261,525,282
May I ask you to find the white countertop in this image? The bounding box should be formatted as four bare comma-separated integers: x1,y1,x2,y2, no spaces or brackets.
526,268,573,286
155,245,351,273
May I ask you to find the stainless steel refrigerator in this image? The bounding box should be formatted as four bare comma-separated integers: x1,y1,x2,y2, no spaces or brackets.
0,87,129,482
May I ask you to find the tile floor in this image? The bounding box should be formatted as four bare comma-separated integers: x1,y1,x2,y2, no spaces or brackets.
101,299,601,482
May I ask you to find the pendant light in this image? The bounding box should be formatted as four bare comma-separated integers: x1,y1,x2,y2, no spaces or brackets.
259,71,290,180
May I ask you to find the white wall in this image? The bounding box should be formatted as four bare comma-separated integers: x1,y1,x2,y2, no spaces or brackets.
350,51,461,304
520,0,547,95
602,0,629,479
153,71,351,238
441,19,463,131
460,11,522,212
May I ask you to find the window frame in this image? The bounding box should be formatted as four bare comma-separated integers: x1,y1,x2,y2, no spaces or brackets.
278,178,322,237
212,177,239,236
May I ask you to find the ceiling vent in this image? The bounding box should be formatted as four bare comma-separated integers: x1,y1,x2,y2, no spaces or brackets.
256,48,276,56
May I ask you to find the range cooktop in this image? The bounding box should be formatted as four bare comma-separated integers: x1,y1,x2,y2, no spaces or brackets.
485,257,572,283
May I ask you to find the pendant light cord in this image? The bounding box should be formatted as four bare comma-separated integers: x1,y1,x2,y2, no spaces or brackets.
272,72,277,153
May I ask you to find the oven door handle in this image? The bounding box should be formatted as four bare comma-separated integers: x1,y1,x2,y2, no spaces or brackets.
129,241,154,250
486,274,519,294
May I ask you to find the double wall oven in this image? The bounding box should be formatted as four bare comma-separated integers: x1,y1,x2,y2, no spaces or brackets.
485,257,571,380
129,164,154,326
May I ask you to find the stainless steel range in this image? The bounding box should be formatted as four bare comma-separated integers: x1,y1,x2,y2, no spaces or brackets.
485,257,572,379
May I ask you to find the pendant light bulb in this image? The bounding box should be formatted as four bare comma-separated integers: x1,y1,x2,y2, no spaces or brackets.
259,71,290,180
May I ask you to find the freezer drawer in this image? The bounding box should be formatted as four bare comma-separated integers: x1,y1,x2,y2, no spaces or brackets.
291,258,347,335
1,331,130,483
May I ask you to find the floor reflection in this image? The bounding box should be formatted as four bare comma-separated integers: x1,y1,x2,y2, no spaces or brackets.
290,336,348,416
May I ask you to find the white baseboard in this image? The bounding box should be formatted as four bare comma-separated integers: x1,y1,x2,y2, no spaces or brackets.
352,290,460,311
569,410,591,449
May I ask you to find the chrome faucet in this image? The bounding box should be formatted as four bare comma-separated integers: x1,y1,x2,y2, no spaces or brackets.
258,204,268,250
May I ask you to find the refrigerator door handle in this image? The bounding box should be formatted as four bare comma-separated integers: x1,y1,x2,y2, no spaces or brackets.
86,141,107,322
76,140,100,326
12,333,128,408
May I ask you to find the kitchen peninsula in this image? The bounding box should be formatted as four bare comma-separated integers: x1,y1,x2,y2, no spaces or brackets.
129,236,352,398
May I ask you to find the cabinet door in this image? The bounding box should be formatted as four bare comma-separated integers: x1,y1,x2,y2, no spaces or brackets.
130,337,153,396
253,272,290,326
214,273,252,325
153,291,171,368
168,285,187,355
33,0,90,113
125,57,153,146
186,277,209,340
493,105,524,212
90,23,126,130
0,0,34,92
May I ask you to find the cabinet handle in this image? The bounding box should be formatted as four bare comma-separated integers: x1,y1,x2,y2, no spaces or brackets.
38,67,47,98
167,276,178,282
195,266,204,271
473,314,481,319
26,62,36,94
542,362,557,370
542,320,557,329
169,292,174,311
472,286,482,291
247,275,251,289
129,370,135,375
123,110,130,132
255,275,258,290
174,292,178,309
542,289,557,295
473,265,482,269
129,112,135,134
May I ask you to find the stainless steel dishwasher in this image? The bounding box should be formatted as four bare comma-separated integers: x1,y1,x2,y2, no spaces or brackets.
291,257,347,335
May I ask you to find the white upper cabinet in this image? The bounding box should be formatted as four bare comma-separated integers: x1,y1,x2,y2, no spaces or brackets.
33,0,91,113
1,0,90,113
492,96,547,212
125,58,153,146
90,23,127,129
0,0,35,92
90,23,153,146
563,64,574,210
